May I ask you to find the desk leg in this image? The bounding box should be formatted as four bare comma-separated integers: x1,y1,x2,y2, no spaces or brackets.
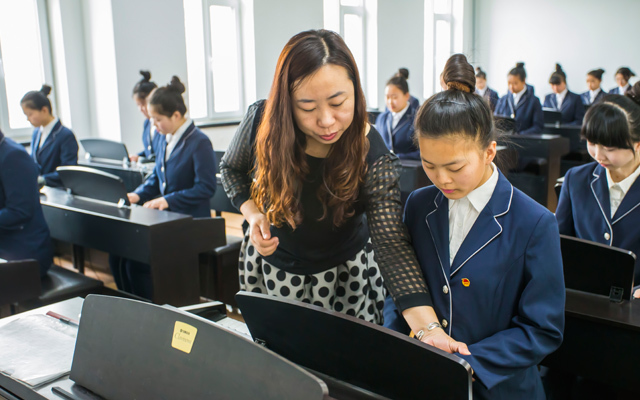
150,253,200,307
72,245,85,274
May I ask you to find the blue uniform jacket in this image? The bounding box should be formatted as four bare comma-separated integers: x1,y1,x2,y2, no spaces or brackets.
30,120,78,187
494,89,544,134
580,89,607,106
609,85,631,95
385,171,565,399
477,87,500,112
556,162,640,284
375,99,420,160
543,90,586,125
136,119,163,160
0,131,53,276
134,122,216,218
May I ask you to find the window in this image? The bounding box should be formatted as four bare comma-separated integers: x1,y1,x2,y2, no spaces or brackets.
324,0,377,109
0,0,54,137
184,0,247,121
424,0,464,98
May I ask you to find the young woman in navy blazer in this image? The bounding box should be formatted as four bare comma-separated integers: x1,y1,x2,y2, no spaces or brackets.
609,67,635,95
384,54,565,399
21,85,78,187
375,68,420,160
557,82,640,298
129,70,161,163
494,62,544,134
543,64,585,125
474,67,499,112
0,129,53,276
581,69,607,106
115,76,217,299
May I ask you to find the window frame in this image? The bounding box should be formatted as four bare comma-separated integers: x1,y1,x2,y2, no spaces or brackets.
187,0,246,123
0,0,56,139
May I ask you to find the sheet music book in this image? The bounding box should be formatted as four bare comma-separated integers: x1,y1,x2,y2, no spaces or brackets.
0,314,77,387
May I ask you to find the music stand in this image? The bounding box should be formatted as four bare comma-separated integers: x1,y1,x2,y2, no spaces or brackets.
237,292,472,400
80,138,129,162
543,108,562,126
58,166,130,206
68,295,329,400
560,235,636,301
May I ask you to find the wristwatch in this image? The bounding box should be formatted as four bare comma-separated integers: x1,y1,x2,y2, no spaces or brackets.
415,322,442,340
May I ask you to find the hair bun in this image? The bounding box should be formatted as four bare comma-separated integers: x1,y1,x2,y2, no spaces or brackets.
139,70,151,82
40,84,52,96
597,68,605,74
167,76,186,94
516,62,525,68
555,63,563,73
396,68,409,80
475,67,483,73
442,54,475,93
626,82,640,107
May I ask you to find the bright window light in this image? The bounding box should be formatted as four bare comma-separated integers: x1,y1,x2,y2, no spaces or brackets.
434,0,450,14
340,0,362,6
0,0,45,129
434,19,451,90
209,5,240,113
343,13,363,75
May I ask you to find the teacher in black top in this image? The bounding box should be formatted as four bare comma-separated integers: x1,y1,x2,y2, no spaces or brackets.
221,29,469,354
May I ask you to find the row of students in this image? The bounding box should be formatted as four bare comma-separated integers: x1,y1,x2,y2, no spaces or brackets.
111,76,217,299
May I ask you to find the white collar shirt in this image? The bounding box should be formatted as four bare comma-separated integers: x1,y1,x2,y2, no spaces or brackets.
513,86,527,106
606,164,640,217
391,103,410,131
165,118,192,161
448,163,499,265
556,88,568,110
39,118,59,148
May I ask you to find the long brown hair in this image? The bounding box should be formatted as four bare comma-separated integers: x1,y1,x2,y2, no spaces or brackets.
251,29,368,229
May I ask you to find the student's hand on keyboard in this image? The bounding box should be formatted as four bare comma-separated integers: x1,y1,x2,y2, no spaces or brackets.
127,193,140,204
144,197,169,211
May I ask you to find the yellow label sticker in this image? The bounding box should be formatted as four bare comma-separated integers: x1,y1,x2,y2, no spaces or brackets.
172,321,198,354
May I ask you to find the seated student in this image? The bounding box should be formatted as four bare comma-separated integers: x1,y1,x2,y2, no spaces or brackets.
0,129,53,277
543,64,586,125
556,82,640,298
474,67,499,112
21,85,78,187
114,76,217,299
129,70,161,163
384,54,565,399
609,67,636,95
375,68,420,160
494,62,544,134
581,68,607,106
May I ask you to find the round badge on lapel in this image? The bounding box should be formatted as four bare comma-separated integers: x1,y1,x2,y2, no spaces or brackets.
462,278,470,287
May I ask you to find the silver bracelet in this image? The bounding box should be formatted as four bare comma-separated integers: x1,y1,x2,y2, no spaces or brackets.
415,322,442,341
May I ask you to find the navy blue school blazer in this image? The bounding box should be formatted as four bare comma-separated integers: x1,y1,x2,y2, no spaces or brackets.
494,89,544,134
476,87,500,112
609,85,631,95
136,119,163,160
580,89,607,106
375,99,420,160
134,122,217,218
556,162,640,284
543,91,586,125
385,171,565,399
0,130,53,276
29,120,78,187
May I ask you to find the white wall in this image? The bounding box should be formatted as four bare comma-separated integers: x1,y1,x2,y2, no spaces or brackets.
253,0,324,100
473,0,640,99
377,0,424,107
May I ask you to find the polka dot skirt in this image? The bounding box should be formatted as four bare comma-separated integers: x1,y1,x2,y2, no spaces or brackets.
238,233,386,325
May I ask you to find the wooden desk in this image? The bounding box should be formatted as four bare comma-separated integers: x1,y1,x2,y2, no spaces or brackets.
541,289,640,393
40,187,225,306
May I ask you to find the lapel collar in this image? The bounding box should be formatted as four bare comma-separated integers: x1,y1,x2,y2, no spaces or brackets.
507,92,516,116
560,91,572,112
590,164,612,224
38,120,63,155
425,191,451,273
166,122,196,163
515,89,528,111
550,94,558,110
32,128,42,160
450,171,513,277
392,104,415,134
612,173,640,224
